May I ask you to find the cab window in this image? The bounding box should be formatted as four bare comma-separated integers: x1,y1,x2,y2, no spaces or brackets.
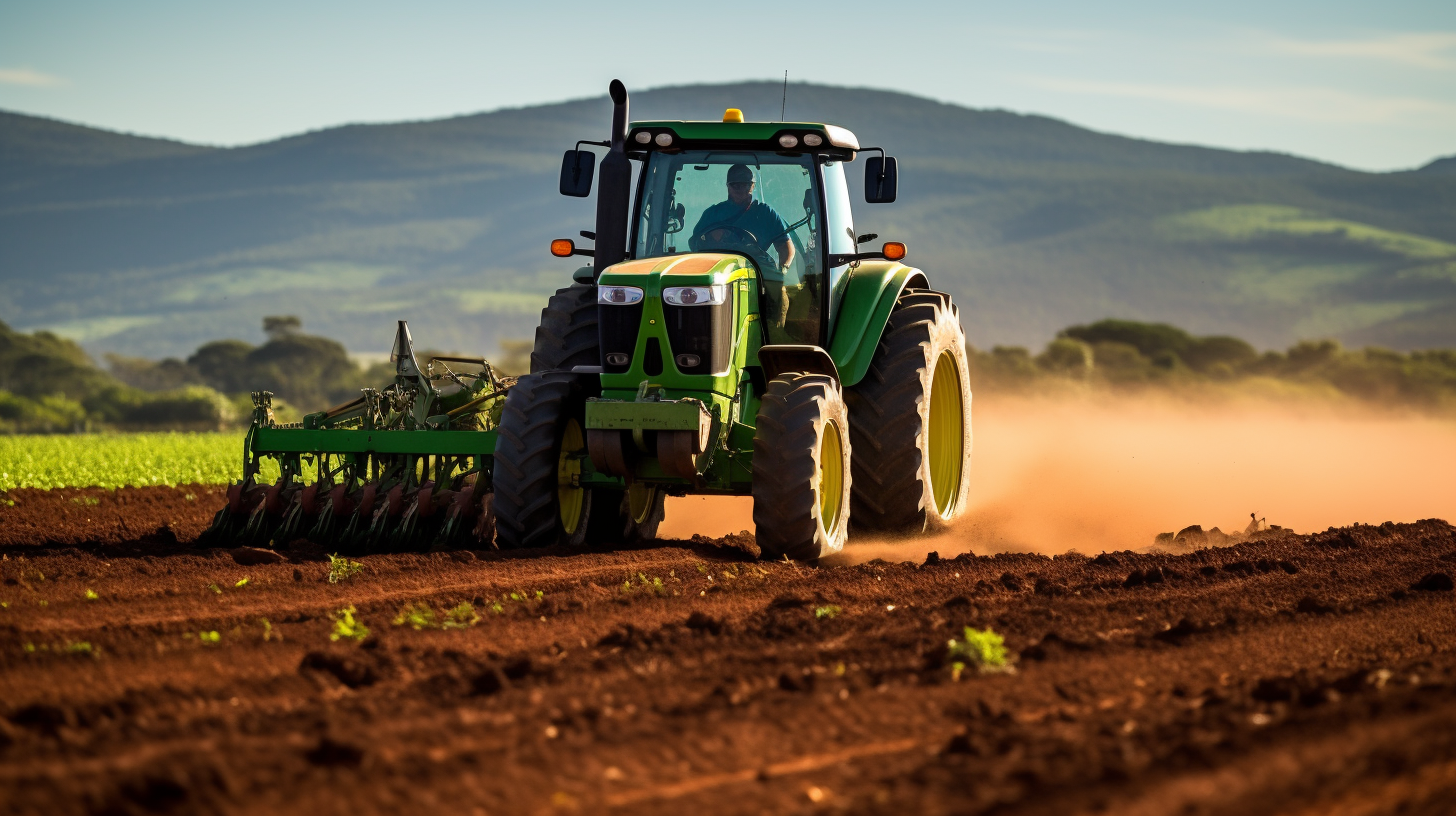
634,150,824,345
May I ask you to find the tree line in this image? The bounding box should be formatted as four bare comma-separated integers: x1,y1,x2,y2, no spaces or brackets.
2,315,1453,434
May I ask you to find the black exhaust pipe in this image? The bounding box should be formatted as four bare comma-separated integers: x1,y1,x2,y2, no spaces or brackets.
593,80,631,280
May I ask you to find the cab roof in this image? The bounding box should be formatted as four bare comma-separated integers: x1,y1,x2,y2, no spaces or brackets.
626,118,860,156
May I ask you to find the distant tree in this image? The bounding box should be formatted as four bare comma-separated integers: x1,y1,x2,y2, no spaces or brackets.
187,339,256,394
263,315,303,341
1036,337,1093,378
1061,319,1195,361
1285,339,1342,372
244,333,361,410
1181,336,1258,373
0,323,113,400
106,354,202,391
1090,341,1152,382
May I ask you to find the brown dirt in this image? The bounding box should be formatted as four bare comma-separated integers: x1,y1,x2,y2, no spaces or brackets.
2,486,1456,815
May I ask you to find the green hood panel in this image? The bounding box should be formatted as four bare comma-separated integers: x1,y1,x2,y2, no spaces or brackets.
828,262,930,387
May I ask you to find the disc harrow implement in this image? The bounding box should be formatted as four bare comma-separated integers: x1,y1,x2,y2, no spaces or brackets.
204,322,512,553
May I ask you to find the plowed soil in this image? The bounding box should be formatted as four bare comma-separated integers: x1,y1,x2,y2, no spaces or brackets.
3,485,1456,816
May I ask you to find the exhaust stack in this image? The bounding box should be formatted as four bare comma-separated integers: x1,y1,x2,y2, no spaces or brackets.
593,80,632,279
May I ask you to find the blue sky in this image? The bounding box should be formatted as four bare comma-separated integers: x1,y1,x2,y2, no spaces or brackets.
1,0,1452,171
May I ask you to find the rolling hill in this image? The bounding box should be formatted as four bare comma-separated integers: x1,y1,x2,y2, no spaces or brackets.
2,82,1453,360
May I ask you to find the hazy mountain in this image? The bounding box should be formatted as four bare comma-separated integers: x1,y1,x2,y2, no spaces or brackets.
2,82,1453,360
1419,155,1456,175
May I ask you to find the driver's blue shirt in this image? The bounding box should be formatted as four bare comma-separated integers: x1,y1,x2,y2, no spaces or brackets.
691,198,790,253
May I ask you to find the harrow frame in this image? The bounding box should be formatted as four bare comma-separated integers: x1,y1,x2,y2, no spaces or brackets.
205,322,512,552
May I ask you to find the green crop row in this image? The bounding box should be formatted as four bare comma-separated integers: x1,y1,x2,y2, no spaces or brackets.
0,432,247,491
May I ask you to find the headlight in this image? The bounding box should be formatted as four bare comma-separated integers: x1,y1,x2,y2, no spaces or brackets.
654,132,673,146
634,131,651,144
598,285,644,305
802,133,823,147
662,285,727,306
778,134,799,148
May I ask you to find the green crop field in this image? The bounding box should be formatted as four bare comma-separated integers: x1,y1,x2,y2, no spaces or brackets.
0,432,245,491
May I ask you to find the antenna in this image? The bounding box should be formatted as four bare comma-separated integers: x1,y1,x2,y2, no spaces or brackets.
781,70,788,121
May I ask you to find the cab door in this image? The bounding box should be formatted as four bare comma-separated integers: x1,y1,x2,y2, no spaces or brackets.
819,158,856,343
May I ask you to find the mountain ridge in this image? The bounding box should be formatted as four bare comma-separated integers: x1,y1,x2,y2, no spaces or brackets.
2,81,1452,359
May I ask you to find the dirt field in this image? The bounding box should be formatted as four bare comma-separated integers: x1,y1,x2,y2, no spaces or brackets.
3,484,1456,816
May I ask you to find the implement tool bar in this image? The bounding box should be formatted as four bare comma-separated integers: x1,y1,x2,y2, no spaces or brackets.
252,428,497,455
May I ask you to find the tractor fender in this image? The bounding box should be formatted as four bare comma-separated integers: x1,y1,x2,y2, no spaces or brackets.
827,262,930,388
759,344,840,385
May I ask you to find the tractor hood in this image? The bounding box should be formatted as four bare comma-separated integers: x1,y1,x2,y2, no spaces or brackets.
596,253,749,287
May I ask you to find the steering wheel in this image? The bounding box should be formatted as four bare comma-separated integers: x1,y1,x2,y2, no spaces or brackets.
691,222,782,287
693,223,759,248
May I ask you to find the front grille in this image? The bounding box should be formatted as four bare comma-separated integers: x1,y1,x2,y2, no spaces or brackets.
643,338,663,375
664,293,733,375
599,303,643,373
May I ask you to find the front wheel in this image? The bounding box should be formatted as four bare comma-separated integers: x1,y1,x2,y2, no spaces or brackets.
752,373,852,561
493,372,602,548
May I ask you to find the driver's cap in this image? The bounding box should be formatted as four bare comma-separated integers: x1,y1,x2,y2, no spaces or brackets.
726,164,754,184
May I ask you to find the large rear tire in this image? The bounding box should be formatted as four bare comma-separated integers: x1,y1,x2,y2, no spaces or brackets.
493,372,600,548
844,289,972,532
752,373,852,561
531,283,600,373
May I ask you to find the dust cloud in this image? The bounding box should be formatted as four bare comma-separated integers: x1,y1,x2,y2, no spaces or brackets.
662,395,1456,561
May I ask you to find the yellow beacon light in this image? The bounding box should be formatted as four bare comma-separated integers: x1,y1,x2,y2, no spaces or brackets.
722,108,744,123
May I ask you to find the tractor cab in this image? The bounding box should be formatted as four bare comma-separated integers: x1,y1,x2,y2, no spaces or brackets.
556,110,902,350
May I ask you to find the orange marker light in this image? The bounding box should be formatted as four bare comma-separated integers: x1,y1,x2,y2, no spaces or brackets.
882,241,908,261
550,239,575,257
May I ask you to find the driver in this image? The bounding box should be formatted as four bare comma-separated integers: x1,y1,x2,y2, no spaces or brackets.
689,164,796,323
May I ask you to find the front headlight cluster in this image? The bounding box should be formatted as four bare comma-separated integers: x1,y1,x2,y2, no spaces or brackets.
598,285,644,305
662,285,727,306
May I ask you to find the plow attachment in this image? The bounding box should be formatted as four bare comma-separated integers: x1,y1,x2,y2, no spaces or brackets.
205,322,508,552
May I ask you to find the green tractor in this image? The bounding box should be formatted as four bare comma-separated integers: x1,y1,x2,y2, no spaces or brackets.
494,80,972,559
205,80,971,560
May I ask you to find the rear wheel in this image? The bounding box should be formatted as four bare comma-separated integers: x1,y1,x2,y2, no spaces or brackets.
493,372,601,548
752,373,852,561
623,483,666,542
845,289,972,532
583,482,666,545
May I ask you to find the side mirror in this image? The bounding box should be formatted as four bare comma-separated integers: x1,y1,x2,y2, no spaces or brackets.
560,149,595,197
864,156,898,204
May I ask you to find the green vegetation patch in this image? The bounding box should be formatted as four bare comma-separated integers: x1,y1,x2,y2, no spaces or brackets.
1166,205,1456,261
327,554,364,584
329,605,370,642
0,432,242,491
393,601,480,630
947,626,1014,680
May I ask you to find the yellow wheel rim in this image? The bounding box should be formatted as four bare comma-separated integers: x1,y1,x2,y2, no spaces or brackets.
627,483,656,524
818,419,844,531
928,351,965,516
558,419,585,534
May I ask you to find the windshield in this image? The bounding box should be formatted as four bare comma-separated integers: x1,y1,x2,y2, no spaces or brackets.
634,150,823,344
